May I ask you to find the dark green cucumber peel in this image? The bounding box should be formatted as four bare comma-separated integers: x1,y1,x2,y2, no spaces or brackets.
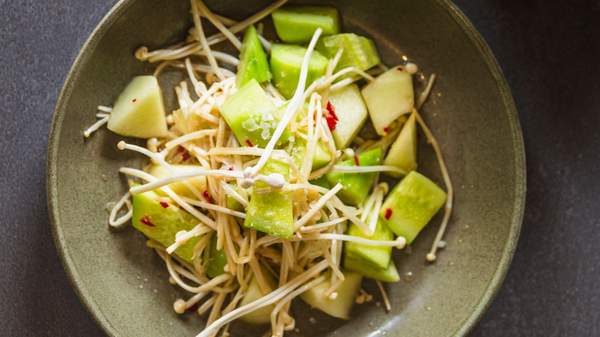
237,25,271,87
272,6,340,43
326,148,383,206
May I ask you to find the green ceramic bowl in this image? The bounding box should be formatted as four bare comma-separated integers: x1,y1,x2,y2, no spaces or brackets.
47,0,525,336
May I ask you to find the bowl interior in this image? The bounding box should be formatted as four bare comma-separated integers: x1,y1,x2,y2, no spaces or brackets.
48,0,525,336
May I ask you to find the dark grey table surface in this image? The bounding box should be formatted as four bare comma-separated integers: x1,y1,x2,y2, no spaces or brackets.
1,1,599,336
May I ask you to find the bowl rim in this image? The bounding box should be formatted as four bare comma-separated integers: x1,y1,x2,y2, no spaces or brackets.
46,1,526,336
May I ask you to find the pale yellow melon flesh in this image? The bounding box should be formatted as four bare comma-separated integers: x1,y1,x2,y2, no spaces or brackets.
361,67,414,136
108,76,168,138
328,84,369,148
240,271,277,324
383,112,417,175
300,271,362,319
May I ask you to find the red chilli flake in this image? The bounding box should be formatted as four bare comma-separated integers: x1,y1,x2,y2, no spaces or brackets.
325,101,339,131
245,139,254,147
140,215,155,227
353,155,360,166
181,151,191,161
383,126,390,134
159,201,169,209
203,190,214,204
384,208,393,220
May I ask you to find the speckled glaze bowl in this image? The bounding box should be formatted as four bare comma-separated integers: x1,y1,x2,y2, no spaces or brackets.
47,0,525,336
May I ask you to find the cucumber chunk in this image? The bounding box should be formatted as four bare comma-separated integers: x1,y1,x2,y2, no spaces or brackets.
362,67,414,135
300,271,362,319
272,6,340,43
148,164,207,199
131,191,199,262
380,171,446,243
345,257,400,283
244,159,294,238
327,84,369,148
344,220,394,270
108,76,168,138
240,268,277,324
383,113,417,175
326,148,382,206
290,137,332,171
205,235,227,278
221,79,289,148
270,44,329,99
316,33,380,72
237,25,271,87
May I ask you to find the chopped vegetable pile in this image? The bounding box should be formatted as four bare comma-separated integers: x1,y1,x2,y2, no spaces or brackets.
83,1,454,336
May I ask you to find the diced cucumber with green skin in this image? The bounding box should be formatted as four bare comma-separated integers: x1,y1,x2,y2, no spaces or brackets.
221,79,289,148
237,25,271,87
362,67,414,135
316,33,380,73
108,76,168,138
344,257,400,283
300,271,362,320
290,137,332,171
131,191,199,262
148,164,207,199
244,159,294,238
240,269,277,324
326,148,383,206
383,113,417,176
344,220,394,270
270,44,329,99
272,6,340,43
205,235,227,278
380,171,447,243
328,84,369,148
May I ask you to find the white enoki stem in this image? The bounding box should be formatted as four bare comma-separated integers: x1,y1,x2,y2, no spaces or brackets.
174,292,209,314
185,58,208,98
96,113,109,118
270,275,327,336
171,62,236,79
300,234,406,248
376,281,392,313
329,197,370,234
220,181,248,207
155,249,205,292
329,77,355,91
194,260,327,337
367,184,388,235
108,192,132,228
97,105,112,113
417,73,437,109
119,167,217,229
251,28,323,176
209,147,289,160
166,224,212,254
299,217,347,233
294,184,343,229
195,50,240,66
300,93,321,179
83,115,109,138
195,0,242,50
191,0,225,80
129,168,242,195
164,129,217,152
413,109,454,262
331,165,407,175
182,197,246,219
197,296,217,316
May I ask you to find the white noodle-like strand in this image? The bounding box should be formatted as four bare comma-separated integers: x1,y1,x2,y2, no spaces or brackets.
108,192,132,228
